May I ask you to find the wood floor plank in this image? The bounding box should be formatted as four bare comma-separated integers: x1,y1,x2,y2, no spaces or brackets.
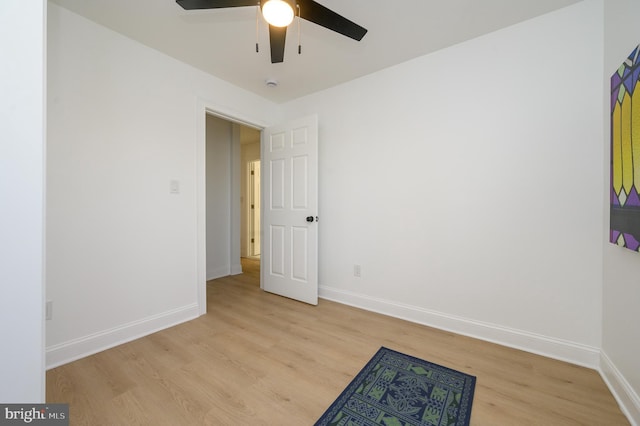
47,258,629,425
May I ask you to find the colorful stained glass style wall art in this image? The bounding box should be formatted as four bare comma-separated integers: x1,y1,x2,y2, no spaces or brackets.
611,44,640,251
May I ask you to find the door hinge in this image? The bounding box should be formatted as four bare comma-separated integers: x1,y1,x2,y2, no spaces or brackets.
251,238,255,243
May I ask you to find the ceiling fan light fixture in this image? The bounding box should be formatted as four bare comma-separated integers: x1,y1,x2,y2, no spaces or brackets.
261,0,295,27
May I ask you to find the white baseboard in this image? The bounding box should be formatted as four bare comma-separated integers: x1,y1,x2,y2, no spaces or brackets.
231,263,243,275
207,264,242,281
319,285,600,368
46,303,200,369
207,265,230,281
600,351,640,426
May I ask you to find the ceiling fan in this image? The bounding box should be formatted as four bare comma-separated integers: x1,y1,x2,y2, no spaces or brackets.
176,0,368,63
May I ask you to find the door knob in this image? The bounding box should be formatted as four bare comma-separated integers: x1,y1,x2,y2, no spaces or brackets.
306,216,315,223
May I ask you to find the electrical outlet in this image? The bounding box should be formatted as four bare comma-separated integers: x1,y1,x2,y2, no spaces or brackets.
46,301,53,321
354,264,361,277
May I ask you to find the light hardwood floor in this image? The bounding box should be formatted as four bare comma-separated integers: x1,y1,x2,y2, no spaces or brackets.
47,258,629,425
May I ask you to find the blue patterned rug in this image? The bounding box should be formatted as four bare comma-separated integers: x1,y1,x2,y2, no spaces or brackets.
315,347,476,426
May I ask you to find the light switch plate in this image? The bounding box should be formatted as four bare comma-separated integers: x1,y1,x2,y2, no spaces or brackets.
170,180,180,194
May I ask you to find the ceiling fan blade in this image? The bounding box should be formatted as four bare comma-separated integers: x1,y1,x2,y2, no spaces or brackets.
269,25,287,63
297,0,367,41
176,0,258,10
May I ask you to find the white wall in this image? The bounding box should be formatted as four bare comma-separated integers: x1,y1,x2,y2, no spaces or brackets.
46,3,278,367
0,0,46,402
206,115,243,279
282,1,604,367
602,1,640,423
206,115,231,279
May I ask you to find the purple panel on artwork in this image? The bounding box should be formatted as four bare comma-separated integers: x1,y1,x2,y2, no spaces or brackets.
625,233,640,251
612,73,622,88
627,187,640,207
611,190,620,206
611,230,620,243
623,75,635,94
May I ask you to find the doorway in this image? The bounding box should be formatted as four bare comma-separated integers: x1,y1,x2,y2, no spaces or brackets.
204,113,261,280
196,103,267,315
198,106,319,313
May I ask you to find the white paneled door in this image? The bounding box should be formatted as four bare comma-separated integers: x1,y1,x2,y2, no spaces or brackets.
262,115,318,305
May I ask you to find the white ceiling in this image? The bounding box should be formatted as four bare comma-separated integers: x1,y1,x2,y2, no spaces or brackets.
49,0,582,103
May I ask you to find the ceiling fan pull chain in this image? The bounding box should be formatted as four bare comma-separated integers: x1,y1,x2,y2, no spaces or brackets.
297,3,301,55
255,4,260,53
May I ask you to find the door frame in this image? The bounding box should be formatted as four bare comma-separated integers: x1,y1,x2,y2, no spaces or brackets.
196,99,269,315
247,159,261,258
